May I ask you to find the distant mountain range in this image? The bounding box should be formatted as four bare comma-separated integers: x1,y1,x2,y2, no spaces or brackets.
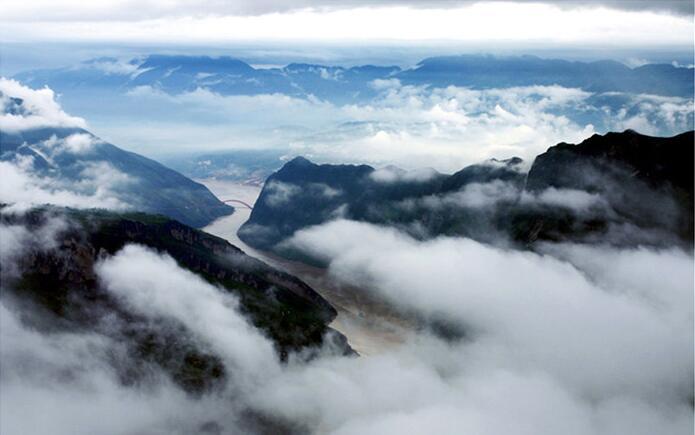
240,129,694,257
15,54,694,103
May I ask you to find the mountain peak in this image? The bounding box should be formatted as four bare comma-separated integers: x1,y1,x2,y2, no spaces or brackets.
284,156,314,167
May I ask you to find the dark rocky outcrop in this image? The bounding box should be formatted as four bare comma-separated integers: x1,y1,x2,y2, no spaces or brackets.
1,206,351,394
240,130,693,257
514,130,694,245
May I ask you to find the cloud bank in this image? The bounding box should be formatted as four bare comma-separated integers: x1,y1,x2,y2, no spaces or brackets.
282,219,693,434
1,205,692,435
2,1,692,22
2,2,691,46
121,81,693,171
0,203,693,435
0,156,132,212
0,78,86,132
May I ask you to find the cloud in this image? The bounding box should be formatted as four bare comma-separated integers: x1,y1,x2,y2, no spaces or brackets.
0,214,67,277
521,187,607,212
429,180,521,209
2,210,692,434
276,219,693,433
262,180,342,208
1,3,691,47
115,79,694,170
0,298,251,435
263,181,302,207
59,133,99,153
36,133,100,158
0,156,133,212
1,0,691,22
96,244,280,390
87,57,144,76
0,78,86,132
370,166,439,183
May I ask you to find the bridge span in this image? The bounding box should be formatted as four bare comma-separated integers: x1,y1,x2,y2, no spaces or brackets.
223,199,254,209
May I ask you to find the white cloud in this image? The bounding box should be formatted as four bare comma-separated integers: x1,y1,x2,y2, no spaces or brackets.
370,78,402,91
0,78,86,132
61,133,99,153
522,187,607,212
118,81,692,171
281,219,693,433
435,180,521,208
0,298,249,435
2,214,692,434
263,180,302,207
96,244,280,390
0,215,67,277
370,166,439,183
0,157,132,212
1,3,691,47
41,133,100,156
88,58,143,76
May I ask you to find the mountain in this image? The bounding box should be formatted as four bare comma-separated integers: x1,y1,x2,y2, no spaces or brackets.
1,126,233,227
14,54,693,103
238,155,524,252
399,55,694,97
240,130,694,257
1,206,350,394
14,55,402,104
514,129,694,245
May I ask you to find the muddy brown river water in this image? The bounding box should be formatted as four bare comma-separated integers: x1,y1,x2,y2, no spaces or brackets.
199,179,411,356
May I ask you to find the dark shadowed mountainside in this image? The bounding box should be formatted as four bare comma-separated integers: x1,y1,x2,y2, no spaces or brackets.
0,206,351,395
514,129,694,245
238,155,525,252
240,130,694,257
1,126,233,227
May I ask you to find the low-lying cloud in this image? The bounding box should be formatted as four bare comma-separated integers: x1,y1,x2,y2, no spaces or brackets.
0,156,132,212
122,81,693,171
1,211,692,434
0,78,86,132
283,219,693,433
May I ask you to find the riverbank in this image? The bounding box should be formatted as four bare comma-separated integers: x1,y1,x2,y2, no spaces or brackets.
199,179,410,356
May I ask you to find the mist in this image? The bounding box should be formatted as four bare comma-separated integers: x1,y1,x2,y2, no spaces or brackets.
2,209,692,434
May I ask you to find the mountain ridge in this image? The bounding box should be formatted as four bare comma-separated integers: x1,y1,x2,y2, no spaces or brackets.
240,129,694,256
1,126,233,228
14,53,693,101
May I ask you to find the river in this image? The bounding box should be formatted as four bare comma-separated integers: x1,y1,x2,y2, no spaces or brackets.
199,179,410,356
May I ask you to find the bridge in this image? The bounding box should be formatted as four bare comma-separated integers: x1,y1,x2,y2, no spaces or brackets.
223,199,254,209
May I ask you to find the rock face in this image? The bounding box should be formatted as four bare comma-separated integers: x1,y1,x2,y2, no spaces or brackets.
239,155,525,252
1,127,233,228
240,130,694,256
514,129,694,245
1,206,350,394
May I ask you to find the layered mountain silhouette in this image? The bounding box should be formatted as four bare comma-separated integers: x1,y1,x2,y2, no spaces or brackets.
15,54,693,102
240,130,694,257
400,55,694,97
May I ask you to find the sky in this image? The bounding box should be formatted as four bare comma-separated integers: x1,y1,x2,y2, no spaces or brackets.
0,0,692,167
1,1,693,47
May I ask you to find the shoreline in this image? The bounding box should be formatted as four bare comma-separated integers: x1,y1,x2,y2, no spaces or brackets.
199,179,410,356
